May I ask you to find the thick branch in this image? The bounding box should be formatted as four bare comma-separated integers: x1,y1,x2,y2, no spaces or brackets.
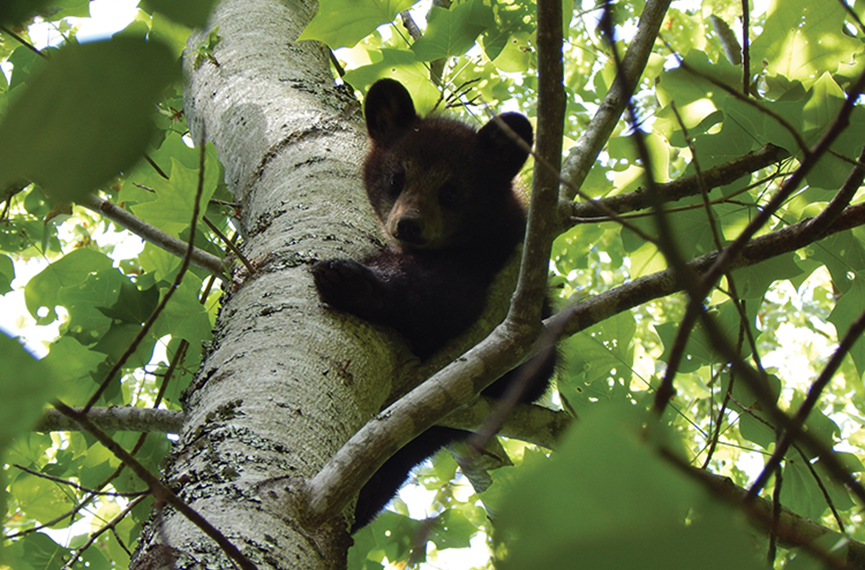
32,401,565,454
306,324,535,525
34,407,184,434
439,400,570,449
81,194,226,278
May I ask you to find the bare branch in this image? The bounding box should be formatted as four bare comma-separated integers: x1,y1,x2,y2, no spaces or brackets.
509,0,566,322
34,407,184,434
81,194,226,278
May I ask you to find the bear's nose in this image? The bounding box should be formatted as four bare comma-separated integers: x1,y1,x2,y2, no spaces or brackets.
395,215,424,244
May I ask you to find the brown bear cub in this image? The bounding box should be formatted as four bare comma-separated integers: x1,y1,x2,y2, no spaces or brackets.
313,78,554,531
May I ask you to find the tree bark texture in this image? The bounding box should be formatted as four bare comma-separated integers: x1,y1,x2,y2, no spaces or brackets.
131,0,398,567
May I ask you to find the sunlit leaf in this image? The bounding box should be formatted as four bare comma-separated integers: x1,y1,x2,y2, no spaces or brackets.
411,0,494,61
298,0,415,49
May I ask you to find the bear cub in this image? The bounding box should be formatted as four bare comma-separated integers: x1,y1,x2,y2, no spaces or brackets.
313,78,554,531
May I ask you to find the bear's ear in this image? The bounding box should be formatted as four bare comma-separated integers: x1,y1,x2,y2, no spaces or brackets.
477,112,533,179
365,79,418,142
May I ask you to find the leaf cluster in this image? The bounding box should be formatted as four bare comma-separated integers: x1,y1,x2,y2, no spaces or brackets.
306,0,865,568
4,0,865,568
0,2,238,567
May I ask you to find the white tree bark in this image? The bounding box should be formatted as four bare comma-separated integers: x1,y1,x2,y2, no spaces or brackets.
130,0,403,567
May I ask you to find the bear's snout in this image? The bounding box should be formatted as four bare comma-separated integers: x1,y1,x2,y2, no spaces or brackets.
394,214,425,244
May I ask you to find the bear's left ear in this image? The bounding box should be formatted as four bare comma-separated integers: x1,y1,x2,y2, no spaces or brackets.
477,112,533,179
365,79,419,143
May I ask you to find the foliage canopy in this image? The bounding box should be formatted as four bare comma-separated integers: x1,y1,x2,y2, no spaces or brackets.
2,0,865,568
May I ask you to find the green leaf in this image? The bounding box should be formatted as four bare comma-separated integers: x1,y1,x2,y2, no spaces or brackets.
481,1,534,61
153,275,213,346
782,451,854,522
804,75,865,190
139,242,183,282
90,322,156,368
98,282,160,324
561,311,636,410
24,248,115,324
0,0,74,26
0,253,14,294
750,0,862,83
657,302,760,372
490,30,533,73
1,523,69,567
5,44,51,92
149,131,221,174
0,37,180,204
736,409,774,449
719,369,782,412
810,231,865,295
427,508,476,550
128,157,219,236
0,333,58,448
298,0,415,49
60,268,124,346
343,49,440,114
809,230,865,373
729,254,803,300
40,336,106,396
38,0,91,21
607,131,669,182
411,0,494,61
828,279,865,375
496,404,764,570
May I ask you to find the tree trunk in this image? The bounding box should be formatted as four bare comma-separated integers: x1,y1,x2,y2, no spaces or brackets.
131,0,398,566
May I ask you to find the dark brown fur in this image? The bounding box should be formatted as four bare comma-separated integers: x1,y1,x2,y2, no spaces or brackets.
312,79,553,531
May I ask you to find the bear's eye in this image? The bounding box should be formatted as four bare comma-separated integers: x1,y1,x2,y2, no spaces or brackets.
438,182,461,210
388,170,405,195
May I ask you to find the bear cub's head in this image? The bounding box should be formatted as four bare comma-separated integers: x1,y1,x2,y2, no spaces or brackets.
362,79,533,252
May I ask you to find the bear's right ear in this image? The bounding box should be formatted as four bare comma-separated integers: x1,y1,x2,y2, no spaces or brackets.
477,112,533,179
365,79,418,142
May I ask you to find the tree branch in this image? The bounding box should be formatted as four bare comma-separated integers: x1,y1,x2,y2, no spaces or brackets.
439,400,570,450
34,407,184,434
31,401,567,457
53,402,256,570
548,201,865,339
664,454,865,569
559,0,672,202
509,0,565,321
81,194,226,278
563,143,789,220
